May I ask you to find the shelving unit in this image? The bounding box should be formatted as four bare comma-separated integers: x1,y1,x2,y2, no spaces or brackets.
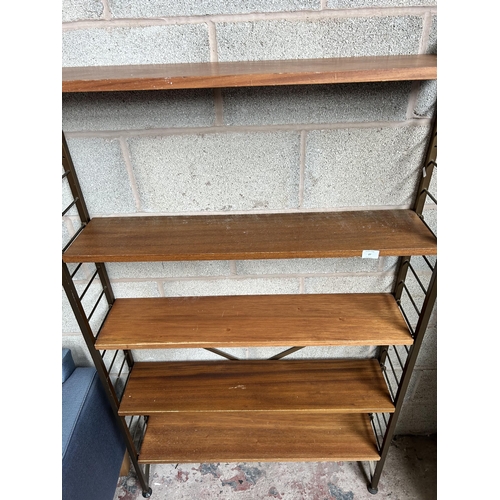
62,54,437,497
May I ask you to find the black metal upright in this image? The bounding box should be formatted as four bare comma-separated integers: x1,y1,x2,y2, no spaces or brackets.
369,120,437,494
62,132,152,498
393,118,437,305
369,264,437,493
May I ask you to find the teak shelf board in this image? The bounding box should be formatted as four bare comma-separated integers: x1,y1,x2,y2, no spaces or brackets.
62,210,437,263
62,55,436,93
95,293,412,350
138,412,380,463
118,359,394,415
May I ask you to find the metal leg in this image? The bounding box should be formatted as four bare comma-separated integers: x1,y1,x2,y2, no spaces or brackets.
142,465,152,497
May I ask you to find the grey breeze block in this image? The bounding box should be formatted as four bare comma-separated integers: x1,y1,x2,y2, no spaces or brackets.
222,82,412,126
304,125,431,208
107,0,320,18
62,24,210,67
216,16,423,62
127,132,301,213
65,138,136,216
62,90,216,132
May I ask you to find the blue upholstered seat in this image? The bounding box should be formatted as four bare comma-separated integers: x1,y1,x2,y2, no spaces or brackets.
62,348,126,500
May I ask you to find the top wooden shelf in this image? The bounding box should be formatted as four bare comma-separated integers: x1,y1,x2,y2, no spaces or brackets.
62,54,437,93
62,209,436,263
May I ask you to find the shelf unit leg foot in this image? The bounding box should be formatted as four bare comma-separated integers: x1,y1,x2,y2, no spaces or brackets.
142,487,153,498
367,485,378,495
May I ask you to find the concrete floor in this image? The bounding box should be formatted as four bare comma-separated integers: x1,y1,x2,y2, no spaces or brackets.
113,434,436,500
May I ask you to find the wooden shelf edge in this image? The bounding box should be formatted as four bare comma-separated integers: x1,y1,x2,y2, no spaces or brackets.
63,55,437,92
138,412,381,463
98,339,413,350
118,359,395,415
95,294,413,351
62,210,437,263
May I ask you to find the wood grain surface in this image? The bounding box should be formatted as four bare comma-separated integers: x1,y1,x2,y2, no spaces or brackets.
95,293,412,350
62,55,437,92
138,412,380,463
62,210,437,263
119,359,394,415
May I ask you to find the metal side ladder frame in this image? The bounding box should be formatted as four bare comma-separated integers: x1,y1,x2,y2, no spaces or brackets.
369,118,437,494
62,132,152,498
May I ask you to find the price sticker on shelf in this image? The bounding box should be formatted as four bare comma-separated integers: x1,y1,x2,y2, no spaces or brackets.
362,250,380,259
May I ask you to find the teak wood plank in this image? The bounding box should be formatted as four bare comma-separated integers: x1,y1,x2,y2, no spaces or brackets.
62,55,436,92
62,210,437,263
95,293,412,350
138,412,380,463
118,359,394,415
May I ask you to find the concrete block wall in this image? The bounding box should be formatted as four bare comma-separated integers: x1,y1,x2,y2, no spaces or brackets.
62,1,437,435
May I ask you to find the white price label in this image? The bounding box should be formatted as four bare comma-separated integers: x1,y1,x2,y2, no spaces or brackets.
362,250,380,259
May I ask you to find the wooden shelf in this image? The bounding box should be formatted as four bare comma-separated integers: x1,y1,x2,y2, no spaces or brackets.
138,412,380,463
119,359,394,415
62,210,436,263
62,55,436,93
95,293,412,350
